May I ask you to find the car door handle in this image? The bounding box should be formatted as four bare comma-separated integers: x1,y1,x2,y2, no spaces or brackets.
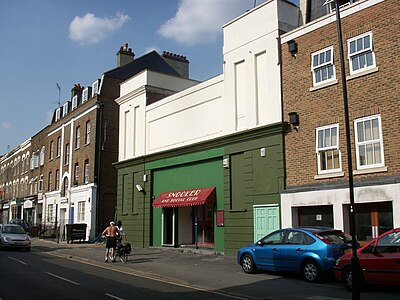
272,248,279,251
296,248,303,252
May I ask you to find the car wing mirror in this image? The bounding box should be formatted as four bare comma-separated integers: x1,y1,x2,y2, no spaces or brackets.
257,241,264,246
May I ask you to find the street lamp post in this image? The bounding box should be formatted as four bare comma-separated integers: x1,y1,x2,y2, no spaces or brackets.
324,1,360,299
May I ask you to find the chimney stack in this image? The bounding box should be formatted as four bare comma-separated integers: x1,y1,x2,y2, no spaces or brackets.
162,51,189,79
117,42,135,67
71,83,83,99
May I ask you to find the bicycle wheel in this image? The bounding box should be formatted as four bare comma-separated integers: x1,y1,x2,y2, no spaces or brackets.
120,253,128,263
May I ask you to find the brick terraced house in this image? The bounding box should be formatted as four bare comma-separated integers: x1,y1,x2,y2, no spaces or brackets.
0,44,192,241
280,0,400,241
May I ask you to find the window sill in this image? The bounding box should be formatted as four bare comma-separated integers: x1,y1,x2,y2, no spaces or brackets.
353,166,387,175
347,67,379,81
309,79,338,92
314,171,344,180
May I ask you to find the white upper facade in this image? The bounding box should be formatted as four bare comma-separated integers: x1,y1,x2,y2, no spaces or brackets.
116,0,299,162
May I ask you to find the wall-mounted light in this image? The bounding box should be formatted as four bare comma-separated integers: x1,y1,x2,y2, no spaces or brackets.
136,184,144,192
287,40,298,57
223,158,229,169
288,112,300,130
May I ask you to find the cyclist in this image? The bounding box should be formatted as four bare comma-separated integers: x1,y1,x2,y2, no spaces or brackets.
102,221,119,262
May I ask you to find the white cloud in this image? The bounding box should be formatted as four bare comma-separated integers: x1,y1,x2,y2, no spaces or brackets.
69,12,130,45
1,121,11,130
158,0,262,46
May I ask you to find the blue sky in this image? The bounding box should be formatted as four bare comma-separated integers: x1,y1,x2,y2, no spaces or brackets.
0,0,297,155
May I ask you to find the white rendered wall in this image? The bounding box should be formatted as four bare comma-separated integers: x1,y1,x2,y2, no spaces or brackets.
146,75,223,154
281,183,400,229
117,71,199,161
223,0,298,134
116,0,299,161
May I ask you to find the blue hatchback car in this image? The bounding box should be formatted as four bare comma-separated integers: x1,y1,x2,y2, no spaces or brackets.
237,227,353,282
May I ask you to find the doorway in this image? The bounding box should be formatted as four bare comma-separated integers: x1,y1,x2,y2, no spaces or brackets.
253,205,280,242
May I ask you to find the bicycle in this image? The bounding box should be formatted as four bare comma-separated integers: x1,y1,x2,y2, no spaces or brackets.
109,240,131,263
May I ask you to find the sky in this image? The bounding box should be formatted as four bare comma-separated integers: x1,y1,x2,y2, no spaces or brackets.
0,0,298,155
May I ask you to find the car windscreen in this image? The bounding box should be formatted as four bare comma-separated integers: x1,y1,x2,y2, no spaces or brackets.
317,230,352,244
2,226,26,234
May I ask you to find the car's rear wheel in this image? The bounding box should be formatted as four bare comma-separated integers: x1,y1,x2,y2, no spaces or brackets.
302,259,321,283
241,254,256,274
343,267,365,291
343,268,352,291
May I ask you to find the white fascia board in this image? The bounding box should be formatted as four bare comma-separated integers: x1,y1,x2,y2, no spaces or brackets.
281,0,384,43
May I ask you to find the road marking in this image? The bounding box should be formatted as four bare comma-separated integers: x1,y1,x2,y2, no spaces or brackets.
43,251,247,299
8,257,27,265
105,293,125,300
45,272,80,285
306,297,348,300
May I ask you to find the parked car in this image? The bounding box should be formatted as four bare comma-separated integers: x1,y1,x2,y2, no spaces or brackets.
0,224,31,251
334,227,400,290
237,227,353,282
9,219,30,232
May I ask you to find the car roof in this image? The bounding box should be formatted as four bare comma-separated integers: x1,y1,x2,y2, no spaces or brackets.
294,226,337,233
4,224,22,227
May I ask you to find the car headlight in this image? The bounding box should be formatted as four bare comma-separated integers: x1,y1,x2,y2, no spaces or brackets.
25,237,30,241
3,236,12,242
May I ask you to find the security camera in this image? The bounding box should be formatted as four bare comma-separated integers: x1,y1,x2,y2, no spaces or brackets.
136,184,143,192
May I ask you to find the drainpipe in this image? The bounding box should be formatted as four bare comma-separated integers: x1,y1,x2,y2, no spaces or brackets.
95,100,104,237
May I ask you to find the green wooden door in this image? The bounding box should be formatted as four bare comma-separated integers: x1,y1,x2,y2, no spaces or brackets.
254,205,280,242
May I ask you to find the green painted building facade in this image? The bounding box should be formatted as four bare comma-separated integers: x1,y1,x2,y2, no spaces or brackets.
115,123,284,256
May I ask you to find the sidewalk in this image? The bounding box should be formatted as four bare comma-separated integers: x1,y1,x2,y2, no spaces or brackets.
31,238,268,293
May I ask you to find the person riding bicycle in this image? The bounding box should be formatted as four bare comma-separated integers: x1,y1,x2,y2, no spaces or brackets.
102,221,120,262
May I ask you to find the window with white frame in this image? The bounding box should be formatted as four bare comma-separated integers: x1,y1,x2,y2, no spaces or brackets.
74,163,79,184
316,124,341,174
78,201,85,222
34,178,38,194
84,160,89,183
55,169,60,190
34,151,39,168
57,136,61,157
39,174,43,192
55,108,61,121
64,144,70,165
47,204,54,222
355,115,384,169
40,146,45,166
63,102,69,116
49,140,54,160
72,95,78,110
75,126,81,149
48,172,52,191
348,32,375,75
85,121,91,144
311,46,335,86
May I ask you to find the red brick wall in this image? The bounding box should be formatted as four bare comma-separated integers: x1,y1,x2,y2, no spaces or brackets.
282,0,400,188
